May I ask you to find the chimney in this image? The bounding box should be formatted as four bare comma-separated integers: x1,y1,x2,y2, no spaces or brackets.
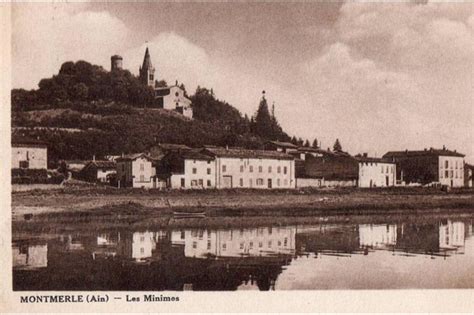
443,145,446,150
363,153,368,158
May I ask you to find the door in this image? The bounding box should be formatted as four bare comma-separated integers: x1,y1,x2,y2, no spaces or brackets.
222,176,233,188
385,176,389,186
267,178,272,189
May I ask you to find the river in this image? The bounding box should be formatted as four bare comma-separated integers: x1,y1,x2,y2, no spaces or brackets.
12,212,474,290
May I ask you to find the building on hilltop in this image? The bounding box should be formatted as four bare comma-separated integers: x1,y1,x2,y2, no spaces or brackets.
139,47,155,87
136,48,193,118
154,84,193,119
111,55,123,71
383,147,465,187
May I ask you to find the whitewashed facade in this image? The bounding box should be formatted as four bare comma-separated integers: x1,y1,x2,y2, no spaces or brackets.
12,141,48,169
203,148,296,189
155,85,193,119
358,158,396,188
438,155,464,187
169,159,216,189
116,153,156,188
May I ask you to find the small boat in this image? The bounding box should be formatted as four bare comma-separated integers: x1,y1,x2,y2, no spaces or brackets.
172,211,206,219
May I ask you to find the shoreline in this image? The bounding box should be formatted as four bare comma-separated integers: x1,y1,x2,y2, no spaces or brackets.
11,186,474,223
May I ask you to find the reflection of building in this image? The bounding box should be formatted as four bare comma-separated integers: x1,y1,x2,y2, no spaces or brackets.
117,231,165,261
171,227,296,259
359,224,397,249
13,244,48,270
439,220,465,250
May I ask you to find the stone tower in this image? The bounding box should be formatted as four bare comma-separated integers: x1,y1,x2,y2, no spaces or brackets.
111,55,123,71
139,47,155,87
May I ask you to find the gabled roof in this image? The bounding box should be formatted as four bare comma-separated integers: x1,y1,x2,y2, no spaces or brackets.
267,141,298,149
203,147,294,160
383,148,465,158
115,153,154,162
354,156,394,164
164,150,214,162
11,135,47,147
86,160,116,169
156,143,191,150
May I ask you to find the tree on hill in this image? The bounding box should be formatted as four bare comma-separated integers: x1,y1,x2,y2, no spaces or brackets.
333,138,342,152
312,138,319,148
304,139,310,147
252,92,290,141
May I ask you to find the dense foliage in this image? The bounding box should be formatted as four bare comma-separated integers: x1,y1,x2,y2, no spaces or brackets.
12,61,301,167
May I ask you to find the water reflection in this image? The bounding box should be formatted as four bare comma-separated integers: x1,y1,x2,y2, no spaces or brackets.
12,217,474,290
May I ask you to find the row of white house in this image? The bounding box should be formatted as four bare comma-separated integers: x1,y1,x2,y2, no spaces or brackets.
12,136,471,189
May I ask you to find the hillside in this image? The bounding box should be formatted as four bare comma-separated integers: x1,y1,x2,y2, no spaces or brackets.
12,60,292,167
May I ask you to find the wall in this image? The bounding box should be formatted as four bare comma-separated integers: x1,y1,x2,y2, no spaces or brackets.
214,157,295,189
131,157,155,188
358,162,396,188
11,145,47,169
170,159,216,189
438,156,464,187
296,177,357,188
162,86,193,118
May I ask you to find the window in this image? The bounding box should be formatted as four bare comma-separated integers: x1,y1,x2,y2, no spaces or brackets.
207,180,211,187
284,238,288,247
259,166,263,173
249,242,254,249
222,243,226,251
268,166,272,173
140,247,145,254
277,166,281,173
445,170,449,178
222,165,227,172
181,178,185,187
259,242,263,248
240,165,244,172
455,161,458,169
207,168,211,175
139,175,145,182
140,163,144,171
192,241,197,249
140,236,145,242
198,179,203,186
268,241,272,248
149,74,153,81
450,170,454,178
19,160,29,168
180,230,185,239
240,178,243,187
249,178,253,187
257,178,264,186
207,240,211,250
175,91,179,97
192,168,197,174
283,166,287,174
249,165,253,172
277,179,281,186
445,160,449,168
284,179,288,186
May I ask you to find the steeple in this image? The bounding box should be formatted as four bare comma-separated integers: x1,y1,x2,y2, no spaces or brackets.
139,46,156,87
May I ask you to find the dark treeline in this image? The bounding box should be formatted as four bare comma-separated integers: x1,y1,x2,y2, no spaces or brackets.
11,60,301,166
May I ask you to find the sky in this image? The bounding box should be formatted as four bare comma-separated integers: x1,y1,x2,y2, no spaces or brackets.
11,2,473,161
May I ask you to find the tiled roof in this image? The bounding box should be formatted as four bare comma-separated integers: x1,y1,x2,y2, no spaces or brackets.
267,141,298,149
355,156,394,163
115,153,153,162
203,147,294,160
165,150,214,161
89,160,116,169
11,136,47,146
384,149,465,158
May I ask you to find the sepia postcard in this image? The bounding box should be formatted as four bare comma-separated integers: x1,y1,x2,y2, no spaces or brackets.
0,1,473,313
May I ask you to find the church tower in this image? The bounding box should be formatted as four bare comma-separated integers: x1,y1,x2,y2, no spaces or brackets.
139,47,155,87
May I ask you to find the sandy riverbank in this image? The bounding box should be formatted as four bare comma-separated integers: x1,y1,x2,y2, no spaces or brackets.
11,186,474,221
